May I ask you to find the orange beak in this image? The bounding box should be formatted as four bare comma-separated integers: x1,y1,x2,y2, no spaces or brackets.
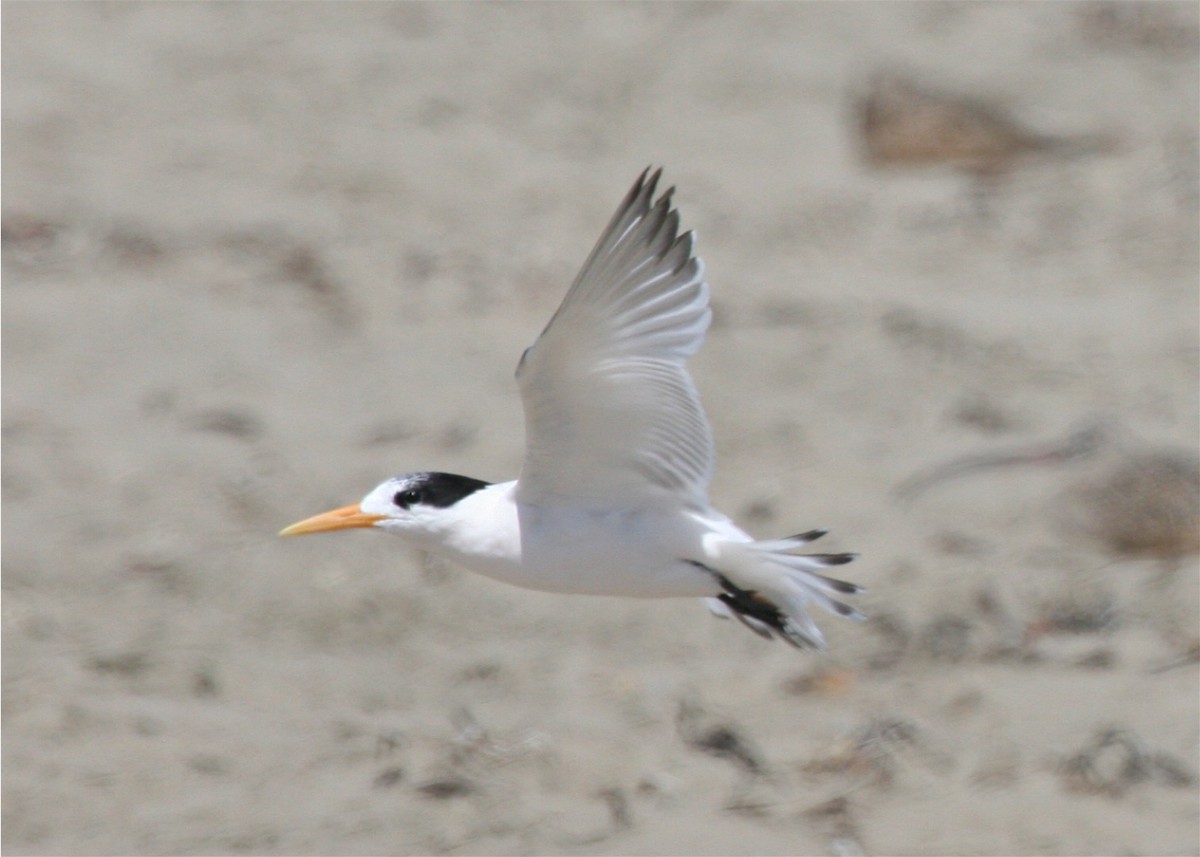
279,503,386,536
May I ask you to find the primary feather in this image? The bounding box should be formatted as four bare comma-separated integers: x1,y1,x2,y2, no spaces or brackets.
516,169,714,508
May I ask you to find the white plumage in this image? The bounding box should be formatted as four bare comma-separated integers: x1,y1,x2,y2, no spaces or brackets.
283,169,863,650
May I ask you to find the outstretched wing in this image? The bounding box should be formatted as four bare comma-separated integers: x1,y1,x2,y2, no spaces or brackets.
516,169,714,509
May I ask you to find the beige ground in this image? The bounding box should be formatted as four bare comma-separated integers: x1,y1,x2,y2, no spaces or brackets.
3,4,1198,855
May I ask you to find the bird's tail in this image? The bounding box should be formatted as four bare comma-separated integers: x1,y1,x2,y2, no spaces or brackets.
699,529,864,650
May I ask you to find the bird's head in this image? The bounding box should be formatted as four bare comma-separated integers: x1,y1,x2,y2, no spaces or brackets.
280,472,492,539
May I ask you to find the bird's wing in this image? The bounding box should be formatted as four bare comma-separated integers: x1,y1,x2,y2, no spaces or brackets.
516,168,714,509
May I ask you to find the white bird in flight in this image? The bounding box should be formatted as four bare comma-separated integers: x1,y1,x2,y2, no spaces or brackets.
282,169,863,649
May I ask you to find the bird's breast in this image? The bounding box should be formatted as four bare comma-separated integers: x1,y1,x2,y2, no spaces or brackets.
509,503,712,597
431,485,713,597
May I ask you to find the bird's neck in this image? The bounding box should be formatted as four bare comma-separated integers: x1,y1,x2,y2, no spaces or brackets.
421,480,523,577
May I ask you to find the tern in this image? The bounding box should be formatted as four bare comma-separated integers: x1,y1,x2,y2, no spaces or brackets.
282,169,863,649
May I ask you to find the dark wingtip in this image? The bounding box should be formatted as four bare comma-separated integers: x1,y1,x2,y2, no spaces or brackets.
831,599,868,620
818,574,864,595
643,166,663,195
813,552,858,566
620,167,660,216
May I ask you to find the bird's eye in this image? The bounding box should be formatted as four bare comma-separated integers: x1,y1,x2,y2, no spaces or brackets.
393,489,422,508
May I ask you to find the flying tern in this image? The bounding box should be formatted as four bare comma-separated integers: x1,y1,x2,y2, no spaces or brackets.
282,169,863,649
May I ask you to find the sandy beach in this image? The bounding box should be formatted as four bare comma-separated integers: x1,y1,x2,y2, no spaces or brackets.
3,3,1198,854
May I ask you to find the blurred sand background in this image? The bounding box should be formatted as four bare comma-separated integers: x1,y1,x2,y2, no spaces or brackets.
3,3,1198,855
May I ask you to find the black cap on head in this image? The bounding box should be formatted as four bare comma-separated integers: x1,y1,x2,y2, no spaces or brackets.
391,472,491,509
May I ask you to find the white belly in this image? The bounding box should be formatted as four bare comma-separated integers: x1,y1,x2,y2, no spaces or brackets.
515,503,716,597
434,482,717,598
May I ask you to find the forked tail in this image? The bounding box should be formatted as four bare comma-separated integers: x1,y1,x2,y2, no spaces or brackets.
696,529,864,650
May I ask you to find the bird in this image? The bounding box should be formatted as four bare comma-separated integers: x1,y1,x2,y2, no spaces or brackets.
281,168,863,649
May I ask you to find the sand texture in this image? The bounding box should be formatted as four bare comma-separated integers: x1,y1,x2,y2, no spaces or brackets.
4,4,1198,855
